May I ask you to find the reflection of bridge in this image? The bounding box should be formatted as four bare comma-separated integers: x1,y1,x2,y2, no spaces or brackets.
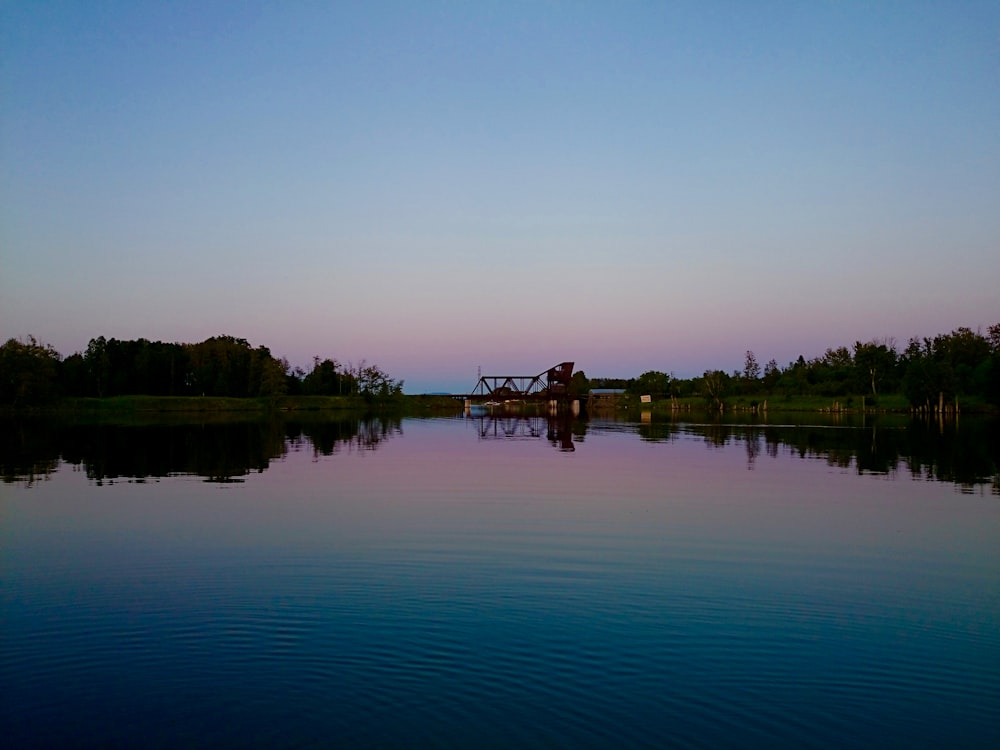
471,415,576,452
475,416,548,440
468,362,575,402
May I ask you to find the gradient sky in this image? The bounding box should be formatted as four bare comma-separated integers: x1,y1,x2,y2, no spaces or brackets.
2,1,998,393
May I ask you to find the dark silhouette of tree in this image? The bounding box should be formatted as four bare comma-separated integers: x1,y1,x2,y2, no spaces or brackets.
569,370,590,397
633,370,672,398
742,351,761,394
701,369,729,409
354,360,403,400
853,338,898,396
303,357,355,396
0,336,61,405
763,359,781,391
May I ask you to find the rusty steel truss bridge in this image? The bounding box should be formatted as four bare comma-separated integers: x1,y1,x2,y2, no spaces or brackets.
467,362,575,402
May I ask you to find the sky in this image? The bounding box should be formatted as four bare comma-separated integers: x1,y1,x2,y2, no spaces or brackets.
2,1,998,393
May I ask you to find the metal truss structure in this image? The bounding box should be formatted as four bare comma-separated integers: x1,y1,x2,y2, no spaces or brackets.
470,362,575,401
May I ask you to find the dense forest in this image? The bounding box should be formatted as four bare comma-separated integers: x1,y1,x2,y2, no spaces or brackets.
600,325,1000,411
0,334,402,406
1,325,998,410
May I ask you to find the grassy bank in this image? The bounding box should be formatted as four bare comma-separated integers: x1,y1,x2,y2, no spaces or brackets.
615,392,993,414
6,392,992,420
20,394,465,418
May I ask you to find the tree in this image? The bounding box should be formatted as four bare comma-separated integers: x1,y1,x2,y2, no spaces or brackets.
185,335,256,397
569,370,590,397
741,351,761,395
988,323,1000,353
901,337,951,408
633,370,672,398
931,327,991,396
258,355,288,398
84,336,111,397
763,359,781,391
902,356,954,409
701,369,728,409
303,357,351,396
59,352,90,396
814,346,853,395
853,338,897,396
0,336,61,405
354,361,403,399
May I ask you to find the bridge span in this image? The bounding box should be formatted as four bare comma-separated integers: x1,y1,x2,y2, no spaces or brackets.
462,362,575,403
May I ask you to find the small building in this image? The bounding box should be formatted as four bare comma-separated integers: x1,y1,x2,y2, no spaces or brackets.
587,388,626,410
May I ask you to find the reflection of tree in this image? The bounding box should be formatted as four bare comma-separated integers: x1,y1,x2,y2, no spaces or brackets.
601,416,999,493
299,416,403,455
0,416,400,486
0,418,61,486
56,421,288,484
900,416,1000,491
702,423,730,448
3,415,997,493
766,434,780,459
745,430,761,470
635,422,681,443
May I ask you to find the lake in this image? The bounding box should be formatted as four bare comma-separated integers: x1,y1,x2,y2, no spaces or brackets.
2,412,998,749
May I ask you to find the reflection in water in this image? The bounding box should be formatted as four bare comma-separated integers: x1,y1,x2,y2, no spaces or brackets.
631,417,1000,493
290,416,403,457
473,415,577,452
2,415,999,749
1,415,402,486
2,413,997,492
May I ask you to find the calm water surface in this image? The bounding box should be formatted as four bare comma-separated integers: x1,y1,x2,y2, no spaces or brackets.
2,415,998,749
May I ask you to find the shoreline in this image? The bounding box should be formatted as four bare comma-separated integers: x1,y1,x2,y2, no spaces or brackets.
3,392,995,420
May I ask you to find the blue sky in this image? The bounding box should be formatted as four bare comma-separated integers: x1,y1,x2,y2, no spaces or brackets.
2,1,998,392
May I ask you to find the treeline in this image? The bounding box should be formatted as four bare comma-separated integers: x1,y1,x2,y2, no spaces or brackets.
0,334,403,406
3,324,998,410
591,324,1000,410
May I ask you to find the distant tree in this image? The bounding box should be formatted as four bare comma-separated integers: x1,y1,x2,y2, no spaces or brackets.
84,336,111,397
701,369,728,409
762,359,780,391
285,364,306,396
931,327,991,396
741,351,761,395
185,335,256,397
901,337,952,407
777,355,809,395
59,352,90,396
0,336,61,405
633,370,672,398
983,354,1000,406
569,370,590,397
258,355,288,398
590,377,629,390
902,356,953,408
853,338,898,396
354,360,403,399
812,346,853,395
988,324,1000,353
303,357,351,396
